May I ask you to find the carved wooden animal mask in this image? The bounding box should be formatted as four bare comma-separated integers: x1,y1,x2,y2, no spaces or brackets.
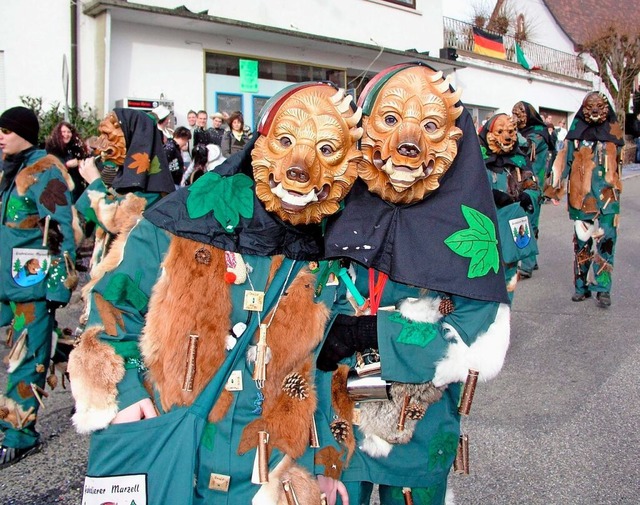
582,92,609,124
357,65,463,204
252,85,363,225
86,112,127,166
487,114,517,154
511,102,528,130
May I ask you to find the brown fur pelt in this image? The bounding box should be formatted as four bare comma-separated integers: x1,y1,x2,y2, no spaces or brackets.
251,454,322,505
14,154,74,196
604,142,622,190
238,268,330,458
358,382,444,457
315,445,345,480
0,395,36,429
81,192,147,306
329,365,356,461
67,326,125,433
140,237,233,419
569,146,596,212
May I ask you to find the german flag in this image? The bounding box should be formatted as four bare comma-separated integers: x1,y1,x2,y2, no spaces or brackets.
473,27,506,60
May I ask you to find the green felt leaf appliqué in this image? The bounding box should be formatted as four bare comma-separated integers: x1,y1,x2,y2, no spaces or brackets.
201,422,218,451
103,272,149,311
149,155,161,175
186,172,254,232
389,312,439,348
444,205,500,278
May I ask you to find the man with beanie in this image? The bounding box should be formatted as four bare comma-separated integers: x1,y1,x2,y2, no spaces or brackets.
0,106,77,468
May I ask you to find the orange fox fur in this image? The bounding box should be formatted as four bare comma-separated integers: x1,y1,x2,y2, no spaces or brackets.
141,236,330,461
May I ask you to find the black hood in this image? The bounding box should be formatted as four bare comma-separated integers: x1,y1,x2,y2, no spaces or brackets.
144,135,324,260
324,108,509,304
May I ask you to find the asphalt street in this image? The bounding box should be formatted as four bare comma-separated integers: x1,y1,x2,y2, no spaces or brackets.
1,168,639,505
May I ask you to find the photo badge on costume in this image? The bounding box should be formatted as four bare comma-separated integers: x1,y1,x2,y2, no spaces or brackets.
510,216,532,249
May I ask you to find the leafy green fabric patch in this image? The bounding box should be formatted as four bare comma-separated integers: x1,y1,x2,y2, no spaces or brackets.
444,205,500,278
187,172,254,232
390,312,439,348
201,422,218,451
427,431,458,471
103,272,149,311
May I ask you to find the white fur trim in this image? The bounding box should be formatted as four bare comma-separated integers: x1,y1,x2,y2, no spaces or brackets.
360,434,393,458
574,220,595,242
398,296,443,323
432,304,510,387
445,487,456,505
72,403,119,434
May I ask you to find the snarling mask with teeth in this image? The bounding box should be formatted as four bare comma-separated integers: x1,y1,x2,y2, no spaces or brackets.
86,112,127,166
582,92,609,124
487,114,517,154
252,84,363,225
357,65,463,204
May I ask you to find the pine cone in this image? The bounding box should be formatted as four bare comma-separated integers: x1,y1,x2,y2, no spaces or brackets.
330,419,350,444
0,407,9,419
406,402,426,420
282,372,309,400
47,374,58,390
439,297,455,316
194,247,212,265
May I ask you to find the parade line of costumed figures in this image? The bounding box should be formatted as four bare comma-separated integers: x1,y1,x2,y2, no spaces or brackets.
0,61,624,505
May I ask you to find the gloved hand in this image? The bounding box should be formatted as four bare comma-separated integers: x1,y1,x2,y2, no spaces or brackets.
492,189,513,209
518,192,534,213
316,314,378,372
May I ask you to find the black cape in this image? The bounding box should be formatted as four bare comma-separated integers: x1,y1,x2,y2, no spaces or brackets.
110,108,176,195
324,109,510,304
144,135,324,260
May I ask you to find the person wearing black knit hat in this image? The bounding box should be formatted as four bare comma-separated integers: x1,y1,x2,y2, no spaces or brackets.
0,106,78,468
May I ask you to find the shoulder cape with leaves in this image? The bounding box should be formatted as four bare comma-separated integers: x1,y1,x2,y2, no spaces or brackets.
324,109,510,304
144,135,324,260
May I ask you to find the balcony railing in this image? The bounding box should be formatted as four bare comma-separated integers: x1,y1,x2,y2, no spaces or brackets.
443,17,585,80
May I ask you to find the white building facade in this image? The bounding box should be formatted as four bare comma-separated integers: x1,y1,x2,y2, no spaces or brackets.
0,0,592,129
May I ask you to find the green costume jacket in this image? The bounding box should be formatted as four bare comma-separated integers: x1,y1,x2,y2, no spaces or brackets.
0,149,77,305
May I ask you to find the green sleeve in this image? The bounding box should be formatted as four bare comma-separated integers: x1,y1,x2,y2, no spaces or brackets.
28,164,77,305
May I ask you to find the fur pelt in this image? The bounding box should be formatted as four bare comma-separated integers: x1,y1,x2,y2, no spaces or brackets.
142,240,330,464
568,146,596,212
15,154,74,196
432,303,510,387
357,382,444,458
251,455,322,505
574,220,596,242
68,326,125,433
329,365,355,462
238,267,329,458
80,193,147,322
0,395,36,429
140,238,233,419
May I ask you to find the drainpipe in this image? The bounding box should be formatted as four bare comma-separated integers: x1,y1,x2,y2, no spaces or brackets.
103,9,112,115
70,0,78,108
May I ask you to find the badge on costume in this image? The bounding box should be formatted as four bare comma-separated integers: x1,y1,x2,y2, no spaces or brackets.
243,290,264,312
82,474,147,504
11,248,50,287
225,370,243,391
508,216,532,249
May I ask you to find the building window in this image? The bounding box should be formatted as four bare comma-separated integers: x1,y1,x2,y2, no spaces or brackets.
216,93,242,116
382,0,416,8
205,53,344,85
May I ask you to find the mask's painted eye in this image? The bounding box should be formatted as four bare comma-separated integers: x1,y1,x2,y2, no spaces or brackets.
319,144,334,156
280,137,292,147
424,121,437,133
385,115,397,126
